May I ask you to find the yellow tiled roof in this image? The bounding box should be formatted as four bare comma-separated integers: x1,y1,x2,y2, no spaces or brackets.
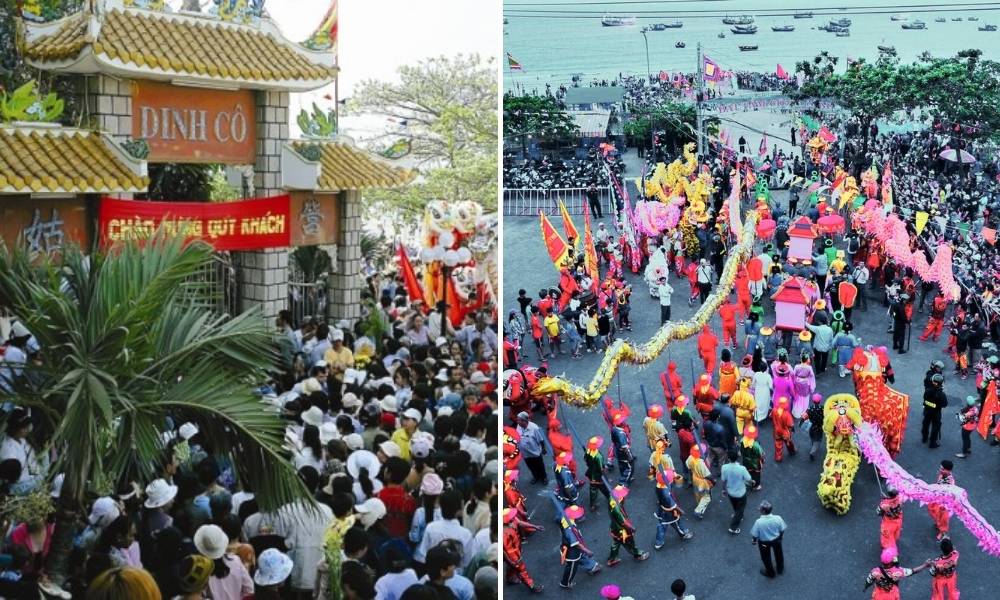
25,9,337,84
22,11,90,61
299,142,415,191
0,128,148,194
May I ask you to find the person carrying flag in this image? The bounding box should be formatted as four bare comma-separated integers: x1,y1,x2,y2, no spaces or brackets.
558,505,602,589
503,508,544,593
606,484,650,566
584,436,611,511
609,412,636,487
652,467,694,548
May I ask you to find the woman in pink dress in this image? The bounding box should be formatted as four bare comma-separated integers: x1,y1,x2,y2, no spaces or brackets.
771,360,796,415
792,356,816,418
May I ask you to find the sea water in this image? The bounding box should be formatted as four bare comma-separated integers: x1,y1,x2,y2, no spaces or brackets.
503,0,1000,92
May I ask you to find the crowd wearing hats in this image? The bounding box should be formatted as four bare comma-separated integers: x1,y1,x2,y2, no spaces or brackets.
0,253,499,600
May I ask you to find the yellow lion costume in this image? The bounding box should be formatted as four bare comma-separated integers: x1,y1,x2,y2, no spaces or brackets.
817,393,862,515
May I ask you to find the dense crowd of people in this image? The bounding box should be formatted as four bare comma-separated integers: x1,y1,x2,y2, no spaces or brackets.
0,267,500,599
503,147,624,190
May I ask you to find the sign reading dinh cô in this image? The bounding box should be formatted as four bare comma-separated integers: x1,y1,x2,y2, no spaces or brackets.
131,80,257,164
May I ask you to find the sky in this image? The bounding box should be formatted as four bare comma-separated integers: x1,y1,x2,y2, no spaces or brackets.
267,0,499,137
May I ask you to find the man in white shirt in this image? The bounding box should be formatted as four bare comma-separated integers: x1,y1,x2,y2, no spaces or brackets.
657,277,674,325
414,489,474,568
696,259,714,304
851,262,870,310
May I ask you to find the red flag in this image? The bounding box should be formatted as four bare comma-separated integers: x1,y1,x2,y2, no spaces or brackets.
984,227,997,245
539,211,569,267
583,204,600,288
743,165,757,190
445,272,466,327
396,244,425,303
776,64,788,80
979,380,998,439
818,126,837,143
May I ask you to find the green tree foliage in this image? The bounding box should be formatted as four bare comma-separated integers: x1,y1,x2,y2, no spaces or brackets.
622,101,697,150
350,55,497,219
147,163,212,200
0,234,308,583
503,93,578,141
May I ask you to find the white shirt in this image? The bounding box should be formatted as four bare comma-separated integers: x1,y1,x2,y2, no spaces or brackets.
0,345,26,392
414,518,473,565
459,435,487,466
0,436,35,482
697,264,714,284
375,569,420,600
658,282,674,306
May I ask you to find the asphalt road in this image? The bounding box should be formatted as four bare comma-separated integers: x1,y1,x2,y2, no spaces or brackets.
502,179,1000,599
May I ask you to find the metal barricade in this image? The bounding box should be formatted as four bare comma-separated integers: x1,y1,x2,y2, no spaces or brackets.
502,186,614,217
287,281,326,326
178,252,239,316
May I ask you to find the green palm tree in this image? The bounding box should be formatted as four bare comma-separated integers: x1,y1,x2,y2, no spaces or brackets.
0,234,308,584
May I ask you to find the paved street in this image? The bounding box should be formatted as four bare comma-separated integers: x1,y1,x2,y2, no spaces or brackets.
503,173,1000,598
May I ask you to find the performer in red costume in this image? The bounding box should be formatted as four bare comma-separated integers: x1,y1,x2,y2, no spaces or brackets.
693,374,719,421
928,460,955,541
697,325,720,376
719,297,740,350
771,396,796,462
503,508,544,593
876,488,903,551
659,361,684,410
925,538,960,600
919,292,950,342
864,546,928,600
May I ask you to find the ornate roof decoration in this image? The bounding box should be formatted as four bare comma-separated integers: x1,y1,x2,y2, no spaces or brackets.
301,0,337,52
297,103,337,139
0,126,148,194
0,81,64,123
284,139,414,192
21,2,337,91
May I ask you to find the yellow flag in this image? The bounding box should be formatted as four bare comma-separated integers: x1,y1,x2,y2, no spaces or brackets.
915,211,929,236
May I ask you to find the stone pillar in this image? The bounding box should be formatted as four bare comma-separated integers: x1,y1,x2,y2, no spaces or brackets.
328,191,363,323
235,90,290,322
85,75,133,145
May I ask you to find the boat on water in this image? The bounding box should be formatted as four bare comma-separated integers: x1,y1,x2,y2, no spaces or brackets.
675,42,686,48
649,23,667,31
722,15,754,25
739,45,759,51
793,12,813,19
878,44,897,53
661,21,683,28
935,17,946,23
836,30,850,37
731,24,758,34
718,31,726,38
820,24,848,32
830,18,851,27
979,24,997,31
771,25,795,32
602,15,637,26
969,16,980,21
890,14,908,21
952,17,963,21
901,20,926,30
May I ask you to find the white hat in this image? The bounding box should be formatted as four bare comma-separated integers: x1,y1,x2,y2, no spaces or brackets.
343,433,364,451
435,336,448,348
320,422,340,445
435,368,449,382
194,524,228,560
378,440,401,458
88,497,120,528
344,368,367,386
144,478,178,509
254,548,294,587
354,498,387,528
379,395,398,413
441,359,456,368
301,406,325,427
347,450,381,478
469,371,488,384
342,392,362,410
331,329,345,342
178,422,199,440
402,408,422,422
336,319,351,330
314,360,329,369
10,322,30,339
437,406,455,417
302,378,323,395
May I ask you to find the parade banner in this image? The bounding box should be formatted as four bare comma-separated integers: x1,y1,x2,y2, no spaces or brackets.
583,204,599,287
558,200,579,246
983,227,997,246
728,171,742,243
99,195,291,251
915,211,929,235
704,95,837,115
396,243,424,303
539,211,569,267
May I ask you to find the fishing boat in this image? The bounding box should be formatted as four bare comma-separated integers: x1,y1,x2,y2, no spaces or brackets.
503,17,508,24
878,44,897,54
771,25,795,32
890,14,908,21
952,17,963,21
934,17,946,23
718,31,726,38
739,45,758,51
901,20,926,30
675,41,686,48
602,15,637,26
836,30,850,37
661,21,683,28
830,18,851,27
722,15,754,25
821,24,848,32
979,24,997,31
649,23,667,31
969,16,980,21
793,11,813,19
731,24,758,34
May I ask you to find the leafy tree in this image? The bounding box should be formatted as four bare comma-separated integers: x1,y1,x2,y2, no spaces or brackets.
502,93,578,146
349,55,496,220
623,101,696,151
0,234,308,584
146,163,213,200
290,245,332,282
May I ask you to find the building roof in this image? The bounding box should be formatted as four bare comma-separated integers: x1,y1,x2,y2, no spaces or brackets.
770,276,811,305
570,110,611,138
288,141,414,192
563,86,625,106
0,126,148,194
787,215,818,238
22,7,337,91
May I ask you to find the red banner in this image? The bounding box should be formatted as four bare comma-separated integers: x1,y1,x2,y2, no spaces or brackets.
539,210,569,267
99,195,291,251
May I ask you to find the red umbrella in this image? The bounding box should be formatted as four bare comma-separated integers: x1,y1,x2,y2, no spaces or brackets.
817,213,845,235
756,218,777,240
